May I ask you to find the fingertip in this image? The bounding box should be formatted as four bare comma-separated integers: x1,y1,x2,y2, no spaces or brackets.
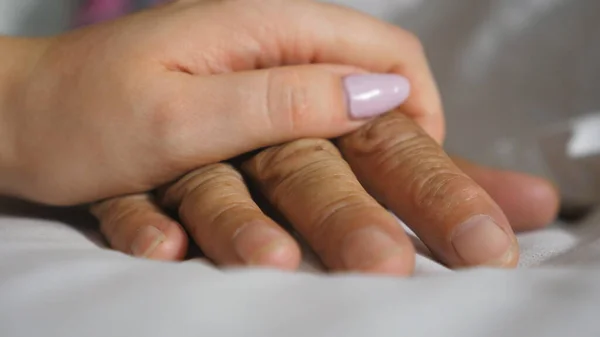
144,221,189,261
453,157,560,231
492,173,560,231
502,243,520,268
520,177,560,228
233,222,302,270
246,240,302,271
361,249,416,276
340,227,415,276
448,214,518,268
130,221,188,261
94,195,189,262
344,73,410,120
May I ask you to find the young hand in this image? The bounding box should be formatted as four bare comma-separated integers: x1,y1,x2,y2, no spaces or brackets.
0,0,441,205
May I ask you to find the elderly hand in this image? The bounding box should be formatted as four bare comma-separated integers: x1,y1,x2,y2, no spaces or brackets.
92,112,558,274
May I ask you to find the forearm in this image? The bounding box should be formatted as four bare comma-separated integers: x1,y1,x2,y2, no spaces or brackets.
0,36,50,195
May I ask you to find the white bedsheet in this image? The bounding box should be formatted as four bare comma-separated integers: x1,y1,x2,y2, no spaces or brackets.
1,0,600,336
1,199,600,337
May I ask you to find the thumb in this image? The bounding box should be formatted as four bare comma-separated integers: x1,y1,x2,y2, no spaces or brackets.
173,65,410,163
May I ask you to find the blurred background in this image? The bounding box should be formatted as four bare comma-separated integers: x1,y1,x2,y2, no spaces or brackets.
1,0,599,206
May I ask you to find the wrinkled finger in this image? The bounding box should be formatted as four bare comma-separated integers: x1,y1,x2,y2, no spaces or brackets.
160,164,301,270
338,112,519,268
453,157,559,232
91,194,188,260
243,139,415,275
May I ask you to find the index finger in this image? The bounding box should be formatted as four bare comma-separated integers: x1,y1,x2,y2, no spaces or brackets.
160,0,444,141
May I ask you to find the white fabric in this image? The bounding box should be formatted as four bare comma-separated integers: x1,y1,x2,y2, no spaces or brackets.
1,0,600,336
2,201,600,337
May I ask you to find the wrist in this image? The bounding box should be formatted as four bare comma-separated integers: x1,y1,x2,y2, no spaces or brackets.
0,36,53,196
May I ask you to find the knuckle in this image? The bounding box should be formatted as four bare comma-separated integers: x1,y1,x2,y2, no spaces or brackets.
182,163,243,194
245,138,343,198
161,163,243,207
179,166,248,221
309,193,376,241
340,112,482,213
90,197,123,219
148,92,193,160
408,170,479,212
189,164,244,188
93,195,153,236
397,29,424,54
265,68,316,135
248,138,340,178
269,138,341,164
341,113,430,166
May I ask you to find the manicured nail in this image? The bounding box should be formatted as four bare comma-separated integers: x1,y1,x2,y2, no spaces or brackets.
344,74,410,119
131,226,166,258
233,223,294,266
340,227,403,270
451,215,513,266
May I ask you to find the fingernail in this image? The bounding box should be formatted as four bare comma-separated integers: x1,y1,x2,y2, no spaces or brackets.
451,215,513,266
233,223,294,266
344,74,410,119
341,227,403,270
131,226,166,258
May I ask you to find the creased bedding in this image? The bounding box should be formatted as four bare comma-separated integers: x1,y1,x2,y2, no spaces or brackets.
1,0,599,336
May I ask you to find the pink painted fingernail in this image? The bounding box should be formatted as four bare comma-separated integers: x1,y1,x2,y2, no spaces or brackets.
131,226,166,258
344,74,410,119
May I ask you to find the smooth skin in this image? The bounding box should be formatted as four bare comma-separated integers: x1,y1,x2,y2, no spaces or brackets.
0,0,442,205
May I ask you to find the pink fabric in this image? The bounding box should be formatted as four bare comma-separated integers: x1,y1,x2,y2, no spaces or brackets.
74,0,131,26
74,0,169,27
